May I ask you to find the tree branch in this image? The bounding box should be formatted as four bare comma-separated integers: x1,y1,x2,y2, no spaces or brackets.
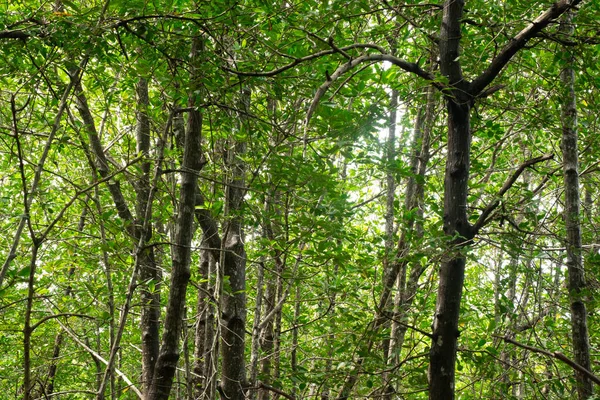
472,154,553,235
305,53,439,128
494,335,600,386
31,313,94,333
54,315,143,398
0,30,31,40
470,0,583,96
255,382,296,400
224,43,384,77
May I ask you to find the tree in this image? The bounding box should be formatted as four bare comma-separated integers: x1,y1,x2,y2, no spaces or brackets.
1,1,599,399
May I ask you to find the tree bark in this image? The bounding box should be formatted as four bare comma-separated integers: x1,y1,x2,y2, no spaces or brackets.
559,11,593,399
135,77,161,397
427,1,580,398
146,37,205,400
220,87,250,400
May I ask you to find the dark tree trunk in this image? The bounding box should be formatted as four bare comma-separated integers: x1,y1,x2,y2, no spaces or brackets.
428,95,473,399
428,5,473,400
146,37,205,400
427,1,580,398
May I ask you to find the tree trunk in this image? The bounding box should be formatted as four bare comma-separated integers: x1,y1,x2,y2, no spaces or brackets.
135,77,161,396
428,97,472,399
559,11,593,399
193,236,212,398
428,2,473,397
249,256,265,400
146,37,205,400
220,87,250,400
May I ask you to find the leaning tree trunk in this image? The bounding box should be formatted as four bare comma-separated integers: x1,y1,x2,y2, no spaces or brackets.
559,11,593,399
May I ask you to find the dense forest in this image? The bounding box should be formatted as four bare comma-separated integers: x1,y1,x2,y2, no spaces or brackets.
1,0,600,399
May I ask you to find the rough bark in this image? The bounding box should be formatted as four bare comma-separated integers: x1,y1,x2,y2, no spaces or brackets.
194,194,222,400
193,236,214,399
249,257,265,400
257,185,286,400
428,93,472,400
559,11,593,399
429,3,476,392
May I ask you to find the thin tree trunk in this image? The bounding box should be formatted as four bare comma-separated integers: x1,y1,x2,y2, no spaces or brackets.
203,247,220,399
381,89,399,380
249,256,265,400
44,209,92,396
336,76,436,400
220,87,250,400
195,194,222,400
387,79,436,370
23,244,40,400
291,284,301,397
559,11,593,399
136,77,161,396
258,192,287,400
146,36,205,400
193,237,211,398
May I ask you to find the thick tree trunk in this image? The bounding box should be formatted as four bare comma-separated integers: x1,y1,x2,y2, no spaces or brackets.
428,3,473,398
427,99,471,397
559,12,593,399
427,2,579,397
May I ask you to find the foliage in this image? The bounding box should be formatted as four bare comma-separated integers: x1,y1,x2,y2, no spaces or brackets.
0,0,599,399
